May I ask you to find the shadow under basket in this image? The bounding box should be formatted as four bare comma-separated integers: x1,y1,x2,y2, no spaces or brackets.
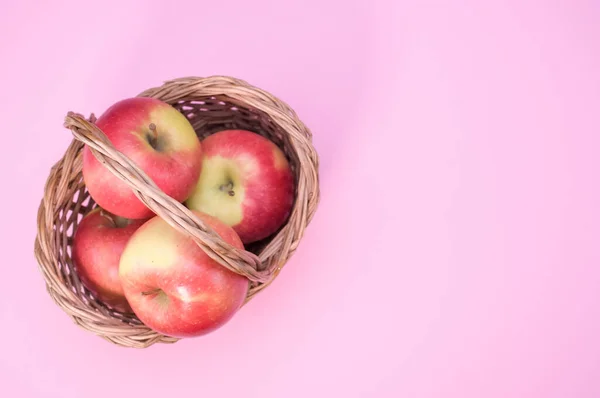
33,76,320,348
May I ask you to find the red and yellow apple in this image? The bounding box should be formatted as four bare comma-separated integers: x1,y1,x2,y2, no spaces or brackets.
118,211,249,338
83,97,203,220
71,207,145,313
185,130,295,244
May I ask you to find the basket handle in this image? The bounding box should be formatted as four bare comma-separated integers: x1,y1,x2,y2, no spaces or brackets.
64,112,271,284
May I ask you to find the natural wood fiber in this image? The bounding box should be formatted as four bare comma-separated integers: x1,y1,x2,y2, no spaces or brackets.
33,76,320,348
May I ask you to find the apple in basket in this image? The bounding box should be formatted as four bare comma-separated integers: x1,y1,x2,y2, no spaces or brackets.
71,207,145,313
118,210,249,338
185,129,295,244
82,97,203,220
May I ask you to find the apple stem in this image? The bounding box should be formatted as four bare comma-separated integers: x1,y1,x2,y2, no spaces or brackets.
148,123,159,145
99,209,116,227
141,288,162,296
98,208,131,228
220,181,235,196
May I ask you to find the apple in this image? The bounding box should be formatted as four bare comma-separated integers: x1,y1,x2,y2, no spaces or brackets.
118,210,249,338
185,129,295,244
83,97,203,219
71,207,145,313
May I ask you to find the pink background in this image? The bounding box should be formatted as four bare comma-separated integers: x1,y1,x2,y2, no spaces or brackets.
2,0,600,397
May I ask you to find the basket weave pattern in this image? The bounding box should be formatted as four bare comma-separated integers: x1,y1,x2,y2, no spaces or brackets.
34,76,320,348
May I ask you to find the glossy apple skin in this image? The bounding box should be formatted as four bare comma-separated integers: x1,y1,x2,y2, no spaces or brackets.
83,97,203,219
186,130,295,244
71,207,145,313
119,211,249,338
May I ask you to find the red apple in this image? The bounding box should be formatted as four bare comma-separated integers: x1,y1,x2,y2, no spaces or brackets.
83,97,203,219
185,130,295,244
118,211,249,338
71,207,145,313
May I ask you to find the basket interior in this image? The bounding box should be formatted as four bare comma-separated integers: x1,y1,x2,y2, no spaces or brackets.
53,95,299,325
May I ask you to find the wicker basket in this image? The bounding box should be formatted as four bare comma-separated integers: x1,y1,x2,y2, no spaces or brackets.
34,76,320,348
